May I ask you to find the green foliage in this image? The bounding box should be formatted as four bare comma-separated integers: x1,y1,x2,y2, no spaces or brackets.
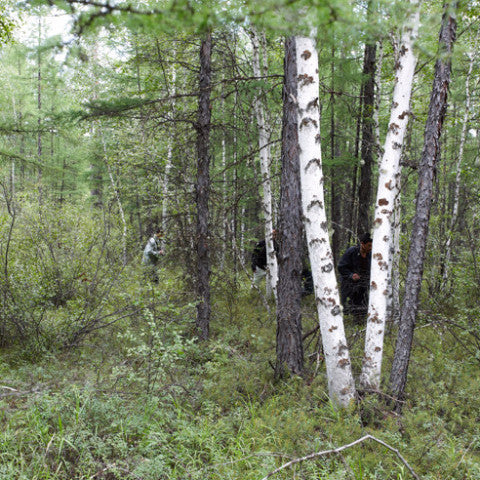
0,196,130,352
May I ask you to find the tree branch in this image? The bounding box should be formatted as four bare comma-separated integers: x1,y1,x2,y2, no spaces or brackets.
261,434,420,480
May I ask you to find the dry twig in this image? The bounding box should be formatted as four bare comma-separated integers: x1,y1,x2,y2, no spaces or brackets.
261,434,420,480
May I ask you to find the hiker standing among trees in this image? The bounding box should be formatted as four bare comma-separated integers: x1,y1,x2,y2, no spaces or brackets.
338,233,373,323
251,229,278,286
142,228,165,283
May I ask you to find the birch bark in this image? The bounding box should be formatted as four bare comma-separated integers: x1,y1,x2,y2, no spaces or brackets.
360,0,420,390
250,29,278,299
296,37,355,407
161,49,177,252
389,3,458,407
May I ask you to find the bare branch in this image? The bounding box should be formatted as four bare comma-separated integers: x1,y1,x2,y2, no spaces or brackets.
261,434,420,480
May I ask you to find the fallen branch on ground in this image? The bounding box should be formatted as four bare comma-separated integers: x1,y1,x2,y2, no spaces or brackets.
261,434,420,480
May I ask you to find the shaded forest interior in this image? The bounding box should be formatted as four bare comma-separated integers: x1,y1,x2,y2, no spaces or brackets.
0,1,480,479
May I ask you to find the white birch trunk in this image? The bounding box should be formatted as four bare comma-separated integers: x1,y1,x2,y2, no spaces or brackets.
161,50,177,251
360,1,420,390
442,31,479,288
374,41,384,157
250,29,278,299
296,37,355,407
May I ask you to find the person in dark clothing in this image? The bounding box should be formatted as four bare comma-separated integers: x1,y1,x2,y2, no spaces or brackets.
337,233,373,322
251,230,278,285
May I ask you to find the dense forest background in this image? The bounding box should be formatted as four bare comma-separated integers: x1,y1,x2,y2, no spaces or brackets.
1,0,480,479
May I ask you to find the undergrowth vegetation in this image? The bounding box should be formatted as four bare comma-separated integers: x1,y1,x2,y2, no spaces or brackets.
0,205,478,479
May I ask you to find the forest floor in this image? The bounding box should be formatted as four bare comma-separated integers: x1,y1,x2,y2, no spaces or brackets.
1,268,479,480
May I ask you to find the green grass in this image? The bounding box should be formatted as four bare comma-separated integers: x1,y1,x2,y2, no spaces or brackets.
1,270,479,480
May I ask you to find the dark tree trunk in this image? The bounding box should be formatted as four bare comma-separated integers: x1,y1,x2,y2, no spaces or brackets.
389,3,458,410
275,37,303,378
330,46,342,265
195,33,213,341
356,41,377,236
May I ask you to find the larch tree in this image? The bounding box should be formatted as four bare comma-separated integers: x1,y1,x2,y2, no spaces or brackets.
441,27,479,289
275,36,304,377
195,33,213,341
359,0,420,391
250,28,278,299
356,29,377,237
389,1,458,408
296,36,356,407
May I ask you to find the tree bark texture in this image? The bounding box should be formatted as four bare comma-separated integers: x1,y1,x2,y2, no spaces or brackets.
275,36,304,377
296,37,356,407
356,41,377,236
250,28,278,299
195,33,213,341
389,4,458,407
360,0,420,390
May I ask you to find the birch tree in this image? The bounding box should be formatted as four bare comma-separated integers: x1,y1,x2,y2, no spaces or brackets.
250,28,278,299
297,36,356,407
389,2,458,408
359,0,420,390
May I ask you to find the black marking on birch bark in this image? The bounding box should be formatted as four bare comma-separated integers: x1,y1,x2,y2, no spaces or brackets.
398,110,410,120
300,117,318,128
371,281,377,290
373,253,383,260
389,122,400,134
328,325,338,332
378,198,389,206
399,45,408,56
331,305,341,316
338,343,349,354
393,142,402,150
383,235,389,242
374,218,383,225
306,157,322,171
301,50,312,60
338,358,351,368
383,289,389,296
385,180,394,190
306,97,319,110
307,199,324,211
320,221,328,231
381,209,392,215
309,237,326,246
392,101,399,109
298,73,314,85
321,263,333,273
375,347,382,352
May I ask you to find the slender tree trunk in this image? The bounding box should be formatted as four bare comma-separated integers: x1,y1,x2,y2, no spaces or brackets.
442,29,479,289
100,132,128,266
195,33,213,341
275,36,304,377
37,16,43,201
356,37,377,236
360,0,420,390
297,37,356,407
389,3,458,408
250,28,278,299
